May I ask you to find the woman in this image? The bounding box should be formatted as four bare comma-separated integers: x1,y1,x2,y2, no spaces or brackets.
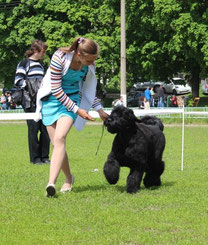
14,40,50,165
170,95,178,107
143,97,150,109
150,87,155,107
35,37,109,197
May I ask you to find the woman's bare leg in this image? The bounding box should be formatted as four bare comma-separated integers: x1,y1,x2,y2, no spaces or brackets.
60,152,74,190
46,116,74,187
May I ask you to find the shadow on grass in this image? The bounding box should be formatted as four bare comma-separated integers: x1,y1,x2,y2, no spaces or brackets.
115,180,176,193
71,181,175,194
73,184,109,193
162,181,176,187
115,185,160,193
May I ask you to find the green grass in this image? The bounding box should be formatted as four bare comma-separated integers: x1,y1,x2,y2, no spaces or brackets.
0,122,208,244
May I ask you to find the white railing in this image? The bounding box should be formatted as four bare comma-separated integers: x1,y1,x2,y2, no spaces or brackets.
1,106,208,172
1,107,208,119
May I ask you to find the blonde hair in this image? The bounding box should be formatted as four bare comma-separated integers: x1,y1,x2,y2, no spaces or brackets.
59,37,99,56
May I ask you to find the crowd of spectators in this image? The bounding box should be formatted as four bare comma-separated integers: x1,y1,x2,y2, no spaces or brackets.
0,89,17,110
1,86,188,111
139,86,186,109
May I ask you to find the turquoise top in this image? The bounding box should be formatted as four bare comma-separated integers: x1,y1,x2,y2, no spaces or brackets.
61,66,88,94
41,66,88,126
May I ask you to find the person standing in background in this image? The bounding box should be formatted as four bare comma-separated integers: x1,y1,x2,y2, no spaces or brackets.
157,85,165,108
114,96,124,107
150,87,155,107
0,92,7,110
144,87,151,103
14,40,50,165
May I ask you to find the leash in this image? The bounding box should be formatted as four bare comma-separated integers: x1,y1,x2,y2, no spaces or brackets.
95,122,105,156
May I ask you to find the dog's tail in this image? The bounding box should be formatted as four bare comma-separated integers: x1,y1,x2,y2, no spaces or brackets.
140,115,164,131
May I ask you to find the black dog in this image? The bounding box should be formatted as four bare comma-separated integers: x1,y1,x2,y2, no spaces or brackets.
103,106,166,193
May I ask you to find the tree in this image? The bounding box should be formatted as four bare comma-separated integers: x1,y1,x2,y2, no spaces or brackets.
0,0,120,93
1,0,208,97
125,0,208,97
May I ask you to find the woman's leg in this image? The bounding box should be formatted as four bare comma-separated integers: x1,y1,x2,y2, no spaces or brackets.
47,116,74,186
60,152,74,190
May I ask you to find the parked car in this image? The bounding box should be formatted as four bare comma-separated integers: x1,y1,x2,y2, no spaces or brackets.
162,78,191,95
133,78,191,95
133,80,164,93
127,90,145,107
133,80,159,91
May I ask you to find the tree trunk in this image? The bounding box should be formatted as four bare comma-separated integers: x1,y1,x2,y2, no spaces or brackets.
190,72,200,98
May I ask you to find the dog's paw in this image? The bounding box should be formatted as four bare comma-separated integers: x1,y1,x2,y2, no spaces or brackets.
143,174,161,188
126,176,141,194
103,160,120,185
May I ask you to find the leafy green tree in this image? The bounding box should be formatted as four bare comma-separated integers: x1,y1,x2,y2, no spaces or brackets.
0,0,120,94
1,0,208,98
125,0,208,97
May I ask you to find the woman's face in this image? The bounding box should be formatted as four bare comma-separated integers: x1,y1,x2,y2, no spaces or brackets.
78,53,97,66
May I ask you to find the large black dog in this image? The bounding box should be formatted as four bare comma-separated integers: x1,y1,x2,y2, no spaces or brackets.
103,106,166,193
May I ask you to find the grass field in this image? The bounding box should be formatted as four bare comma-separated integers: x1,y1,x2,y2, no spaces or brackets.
0,122,208,245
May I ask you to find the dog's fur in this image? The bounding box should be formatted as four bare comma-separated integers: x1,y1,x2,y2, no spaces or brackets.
103,106,166,193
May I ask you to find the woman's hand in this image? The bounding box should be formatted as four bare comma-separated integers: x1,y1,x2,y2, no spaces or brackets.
77,108,94,121
97,109,109,121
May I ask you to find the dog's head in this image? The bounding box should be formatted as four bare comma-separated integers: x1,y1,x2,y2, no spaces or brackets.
104,106,138,134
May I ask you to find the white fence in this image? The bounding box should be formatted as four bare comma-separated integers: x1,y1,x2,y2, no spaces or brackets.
1,106,208,172
1,107,208,119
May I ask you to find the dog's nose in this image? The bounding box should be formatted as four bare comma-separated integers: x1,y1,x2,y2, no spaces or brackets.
104,117,112,126
106,117,112,123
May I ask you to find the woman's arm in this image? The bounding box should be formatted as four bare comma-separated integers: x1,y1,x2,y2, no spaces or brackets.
97,108,109,121
14,59,29,88
50,50,79,113
91,96,109,120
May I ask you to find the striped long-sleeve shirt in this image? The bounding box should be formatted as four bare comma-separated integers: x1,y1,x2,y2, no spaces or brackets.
50,50,101,113
14,58,44,88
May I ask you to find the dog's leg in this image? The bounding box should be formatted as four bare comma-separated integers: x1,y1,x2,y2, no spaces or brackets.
143,161,165,188
126,168,144,194
103,155,120,185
